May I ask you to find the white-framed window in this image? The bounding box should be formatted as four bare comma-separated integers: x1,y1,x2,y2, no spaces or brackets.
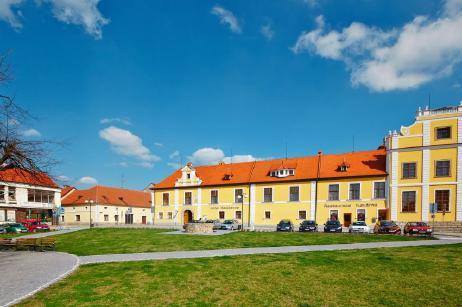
349,183,360,200
75,215,80,222
211,190,219,204
402,191,416,212
328,184,339,201
7,187,16,202
329,210,339,221
435,189,450,212
263,188,273,203
27,189,54,203
0,185,5,202
162,193,169,206
167,212,173,219
289,186,299,202
373,182,386,199
184,192,192,205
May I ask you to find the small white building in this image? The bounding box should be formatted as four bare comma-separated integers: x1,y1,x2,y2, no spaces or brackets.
0,168,61,223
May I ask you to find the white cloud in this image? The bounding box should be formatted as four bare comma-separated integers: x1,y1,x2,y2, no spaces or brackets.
57,175,71,183
292,0,462,92
100,118,131,125
0,0,24,30
78,176,97,185
169,150,180,159
303,0,318,7
187,147,266,166
43,0,109,39
167,162,182,169
21,128,41,137
137,161,154,169
211,5,241,34
261,23,274,41
99,126,160,164
154,142,163,147
118,161,128,167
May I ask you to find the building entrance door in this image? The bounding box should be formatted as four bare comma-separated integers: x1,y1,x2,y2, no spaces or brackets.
125,214,133,224
378,209,387,221
142,216,147,224
343,213,352,227
183,210,193,224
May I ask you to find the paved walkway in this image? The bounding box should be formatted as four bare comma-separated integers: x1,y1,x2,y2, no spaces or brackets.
0,251,79,307
79,237,462,265
16,227,86,240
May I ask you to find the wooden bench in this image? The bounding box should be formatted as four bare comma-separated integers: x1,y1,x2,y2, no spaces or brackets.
13,238,56,251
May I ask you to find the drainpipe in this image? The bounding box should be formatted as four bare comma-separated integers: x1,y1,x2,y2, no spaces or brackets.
314,151,322,223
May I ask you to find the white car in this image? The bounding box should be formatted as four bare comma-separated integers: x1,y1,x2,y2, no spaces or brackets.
348,221,370,234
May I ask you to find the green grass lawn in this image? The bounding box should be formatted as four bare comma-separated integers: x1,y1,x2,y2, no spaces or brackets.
0,232,30,239
52,228,426,256
20,244,462,306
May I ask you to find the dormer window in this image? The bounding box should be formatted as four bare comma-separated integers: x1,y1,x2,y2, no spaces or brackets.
270,168,295,178
223,174,233,180
338,160,350,172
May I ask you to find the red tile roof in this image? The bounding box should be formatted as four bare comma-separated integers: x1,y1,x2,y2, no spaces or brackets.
61,186,76,198
0,168,58,188
62,185,151,208
154,149,386,189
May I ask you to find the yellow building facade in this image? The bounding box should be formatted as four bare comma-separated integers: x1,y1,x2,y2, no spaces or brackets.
152,103,462,229
386,103,462,223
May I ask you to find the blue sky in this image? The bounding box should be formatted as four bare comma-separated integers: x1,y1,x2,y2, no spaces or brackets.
1,0,462,189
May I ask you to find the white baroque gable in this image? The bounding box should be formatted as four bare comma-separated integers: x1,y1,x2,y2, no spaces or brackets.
175,162,202,187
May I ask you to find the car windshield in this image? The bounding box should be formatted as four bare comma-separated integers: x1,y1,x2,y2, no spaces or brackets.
302,221,315,225
413,222,428,227
11,224,21,227
326,221,340,226
382,221,396,226
353,221,366,226
223,220,233,224
279,220,291,225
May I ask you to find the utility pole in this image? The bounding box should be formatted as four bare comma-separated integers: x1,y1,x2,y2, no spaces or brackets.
314,151,322,223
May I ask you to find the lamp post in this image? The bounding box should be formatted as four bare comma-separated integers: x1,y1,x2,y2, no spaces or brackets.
85,199,94,228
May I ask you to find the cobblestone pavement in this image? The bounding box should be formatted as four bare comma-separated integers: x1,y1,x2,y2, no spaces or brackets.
0,251,79,306
79,237,462,265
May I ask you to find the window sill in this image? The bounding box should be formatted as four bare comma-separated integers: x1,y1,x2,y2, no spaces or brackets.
400,211,417,213
434,176,451,178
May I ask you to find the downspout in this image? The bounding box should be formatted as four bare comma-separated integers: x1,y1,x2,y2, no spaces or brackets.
247,161,257,230
314,151,322,223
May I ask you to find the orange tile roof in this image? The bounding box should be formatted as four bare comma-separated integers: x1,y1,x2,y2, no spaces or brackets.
0,168,58,188
61,186,76,198
62,185,151,208
154,149,386,189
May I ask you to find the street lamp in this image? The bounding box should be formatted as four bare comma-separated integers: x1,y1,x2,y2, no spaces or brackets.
85,199,94,228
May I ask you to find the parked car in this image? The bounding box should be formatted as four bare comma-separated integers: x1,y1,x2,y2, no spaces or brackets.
404,222,432,236
374,220,401,235
204,219,222,230
324,220,343,233
0,225,6,234
299,220,318,232
276,219,294,232
22,219,50,232
5,223,28,233
348,221,370,234
220,220,240,231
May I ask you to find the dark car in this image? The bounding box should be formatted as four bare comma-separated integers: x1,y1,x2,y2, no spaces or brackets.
404,222,432,236
299,220,318,232
277,219,294,232
374,220,401,235
324,220,343,233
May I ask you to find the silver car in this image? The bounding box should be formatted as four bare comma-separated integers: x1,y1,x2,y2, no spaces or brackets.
220,220,240,231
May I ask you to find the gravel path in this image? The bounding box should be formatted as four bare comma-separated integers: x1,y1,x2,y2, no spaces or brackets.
79,237,462,265
0,251,79,307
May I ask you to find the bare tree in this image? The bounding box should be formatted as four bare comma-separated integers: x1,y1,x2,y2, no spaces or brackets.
0,53,59,178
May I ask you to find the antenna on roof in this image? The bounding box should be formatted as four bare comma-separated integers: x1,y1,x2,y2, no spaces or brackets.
428,92,431,109
230,148,233,164
285,141,288,160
